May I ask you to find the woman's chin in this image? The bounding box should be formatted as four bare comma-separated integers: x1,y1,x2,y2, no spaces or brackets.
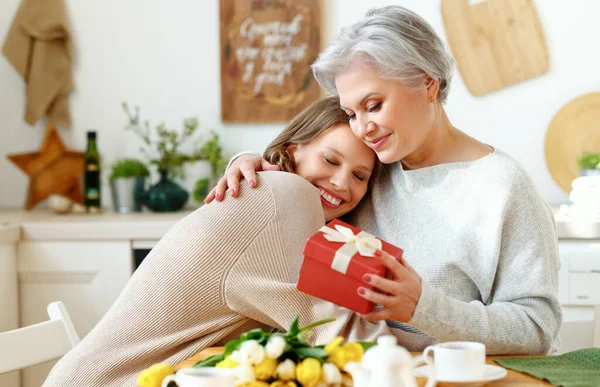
323,207,352,222
376,146,404,164
323,209,337,222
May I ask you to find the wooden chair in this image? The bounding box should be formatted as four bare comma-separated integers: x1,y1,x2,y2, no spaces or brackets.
0,301,80,374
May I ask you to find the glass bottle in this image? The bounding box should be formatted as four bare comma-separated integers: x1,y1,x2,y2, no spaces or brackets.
84,130,101,213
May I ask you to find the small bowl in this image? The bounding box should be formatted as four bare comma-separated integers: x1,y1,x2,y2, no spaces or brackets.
47,194,73,214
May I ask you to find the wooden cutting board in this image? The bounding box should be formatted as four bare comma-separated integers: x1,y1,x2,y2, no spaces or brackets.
545,93,600,193
441,0,549,96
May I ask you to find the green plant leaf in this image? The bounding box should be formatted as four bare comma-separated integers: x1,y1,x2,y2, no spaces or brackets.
357,341,377,351
287,316,300,337
240,328,269,344
299,318,335,333
296,347,328,362
109,158,150,181
193,353,224,367
223,339,242,356
577,151,600,170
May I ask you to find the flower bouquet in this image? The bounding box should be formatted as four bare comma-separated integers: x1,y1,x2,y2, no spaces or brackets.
138,317,374,387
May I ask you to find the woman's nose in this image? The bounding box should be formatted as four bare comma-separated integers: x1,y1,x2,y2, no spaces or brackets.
353,115,376,140
331,171,350,191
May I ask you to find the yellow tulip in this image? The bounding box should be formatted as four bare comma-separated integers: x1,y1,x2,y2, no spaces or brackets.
216,356,239,369
296,358,322,387
137,363,174,387
253,356,278,380
239,382,270,387
270,381,296,387
328,342,364,370
324,336,344,355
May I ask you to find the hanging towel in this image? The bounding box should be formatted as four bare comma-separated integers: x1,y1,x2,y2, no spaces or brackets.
2,0,74,127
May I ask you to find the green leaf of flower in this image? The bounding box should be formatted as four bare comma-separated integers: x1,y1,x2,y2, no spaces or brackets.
299,318,336,333
296,347,328,362
240,328,269,344
357,341,377,352
223,339,242,356
194,353,224,367
287,316,300,337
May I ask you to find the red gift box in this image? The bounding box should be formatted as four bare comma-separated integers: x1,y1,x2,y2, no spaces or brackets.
296,219,403,314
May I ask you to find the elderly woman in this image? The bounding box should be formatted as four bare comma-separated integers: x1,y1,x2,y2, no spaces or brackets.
209,5,562,355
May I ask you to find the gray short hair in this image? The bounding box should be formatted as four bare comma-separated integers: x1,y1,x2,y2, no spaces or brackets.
311,5,455,104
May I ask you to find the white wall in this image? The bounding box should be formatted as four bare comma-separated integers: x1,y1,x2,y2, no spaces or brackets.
1,0,599,208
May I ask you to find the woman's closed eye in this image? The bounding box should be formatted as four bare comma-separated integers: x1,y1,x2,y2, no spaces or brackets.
324,157,338,166
353,173,367,182
368,102,382,112
345,112,355,121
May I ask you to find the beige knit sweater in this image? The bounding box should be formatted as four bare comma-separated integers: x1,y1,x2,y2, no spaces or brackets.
43,172,432,387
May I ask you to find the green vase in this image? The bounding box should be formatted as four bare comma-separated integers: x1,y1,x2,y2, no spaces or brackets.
143,170,189,212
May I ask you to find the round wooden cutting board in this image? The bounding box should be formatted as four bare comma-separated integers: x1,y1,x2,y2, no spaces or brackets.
545,92,600,193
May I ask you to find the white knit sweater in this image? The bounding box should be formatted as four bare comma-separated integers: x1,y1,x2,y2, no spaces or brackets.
344,148,562,355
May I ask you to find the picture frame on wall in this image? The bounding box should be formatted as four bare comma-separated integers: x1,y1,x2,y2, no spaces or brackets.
219,0,322,123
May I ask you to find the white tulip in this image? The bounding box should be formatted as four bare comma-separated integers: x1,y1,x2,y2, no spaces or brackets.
234,340,265,365
230,350,242,364
233,364,255,385
322,362,343,385
341,373,354,386
265,335,286,359
274,358,296,381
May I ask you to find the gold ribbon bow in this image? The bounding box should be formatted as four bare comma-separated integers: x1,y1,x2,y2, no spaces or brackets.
319,224,383,275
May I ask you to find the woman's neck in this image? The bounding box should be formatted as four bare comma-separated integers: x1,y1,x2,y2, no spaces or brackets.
401,106,491,170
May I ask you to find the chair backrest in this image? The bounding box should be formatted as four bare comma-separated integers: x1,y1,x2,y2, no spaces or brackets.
0,301,80,374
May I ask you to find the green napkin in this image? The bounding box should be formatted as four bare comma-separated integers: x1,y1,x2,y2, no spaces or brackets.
493,348,600,387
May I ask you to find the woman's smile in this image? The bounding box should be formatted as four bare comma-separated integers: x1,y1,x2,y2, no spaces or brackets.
369,133,392,150
318,186,344,207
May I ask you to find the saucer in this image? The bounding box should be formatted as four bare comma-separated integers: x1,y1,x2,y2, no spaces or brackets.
414,364,508,385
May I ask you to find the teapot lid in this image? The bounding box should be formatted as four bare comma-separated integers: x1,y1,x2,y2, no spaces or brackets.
362,335,412,369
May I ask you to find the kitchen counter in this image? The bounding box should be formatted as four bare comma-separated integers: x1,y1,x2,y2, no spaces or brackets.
0,209,192,241
553,204,600,239
0,205,599,241
0,221,20,244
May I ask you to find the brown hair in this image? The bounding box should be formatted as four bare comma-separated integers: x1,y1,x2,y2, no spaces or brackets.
263,96,381,191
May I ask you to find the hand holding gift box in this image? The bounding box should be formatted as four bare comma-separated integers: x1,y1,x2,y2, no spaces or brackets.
297,219,404,314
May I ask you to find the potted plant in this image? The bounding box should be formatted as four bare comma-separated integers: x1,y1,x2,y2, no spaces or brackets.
109,158,150,213
122,102,208,212
185,131,229,206
577,151,600,176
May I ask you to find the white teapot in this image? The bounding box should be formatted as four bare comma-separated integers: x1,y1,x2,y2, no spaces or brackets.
344,335,435,387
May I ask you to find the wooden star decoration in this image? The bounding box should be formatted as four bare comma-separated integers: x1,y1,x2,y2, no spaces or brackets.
7,125,84,210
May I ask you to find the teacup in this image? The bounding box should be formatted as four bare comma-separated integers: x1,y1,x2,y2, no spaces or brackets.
422,341,486,381
161,367,234,387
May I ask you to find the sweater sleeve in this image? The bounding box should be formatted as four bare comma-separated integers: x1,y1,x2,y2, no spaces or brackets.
407,174,562,355
224,172,436,350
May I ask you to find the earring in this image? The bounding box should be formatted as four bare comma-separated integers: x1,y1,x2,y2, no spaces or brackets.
429,96,436,103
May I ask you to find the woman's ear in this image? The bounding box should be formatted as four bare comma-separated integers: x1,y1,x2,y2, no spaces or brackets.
425,76,440,102
287,143,299,157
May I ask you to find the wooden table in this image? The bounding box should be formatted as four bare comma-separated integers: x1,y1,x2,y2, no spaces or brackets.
177,347,551,386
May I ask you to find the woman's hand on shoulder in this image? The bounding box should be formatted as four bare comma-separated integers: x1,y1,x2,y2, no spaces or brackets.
358,250,422,322
204,154,280,203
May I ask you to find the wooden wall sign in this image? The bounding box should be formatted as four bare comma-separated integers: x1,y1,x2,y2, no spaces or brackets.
441,0,549,96
220,0,322,123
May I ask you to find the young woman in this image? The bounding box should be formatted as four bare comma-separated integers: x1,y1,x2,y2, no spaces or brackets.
209,6,562,355
43,97,432,387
